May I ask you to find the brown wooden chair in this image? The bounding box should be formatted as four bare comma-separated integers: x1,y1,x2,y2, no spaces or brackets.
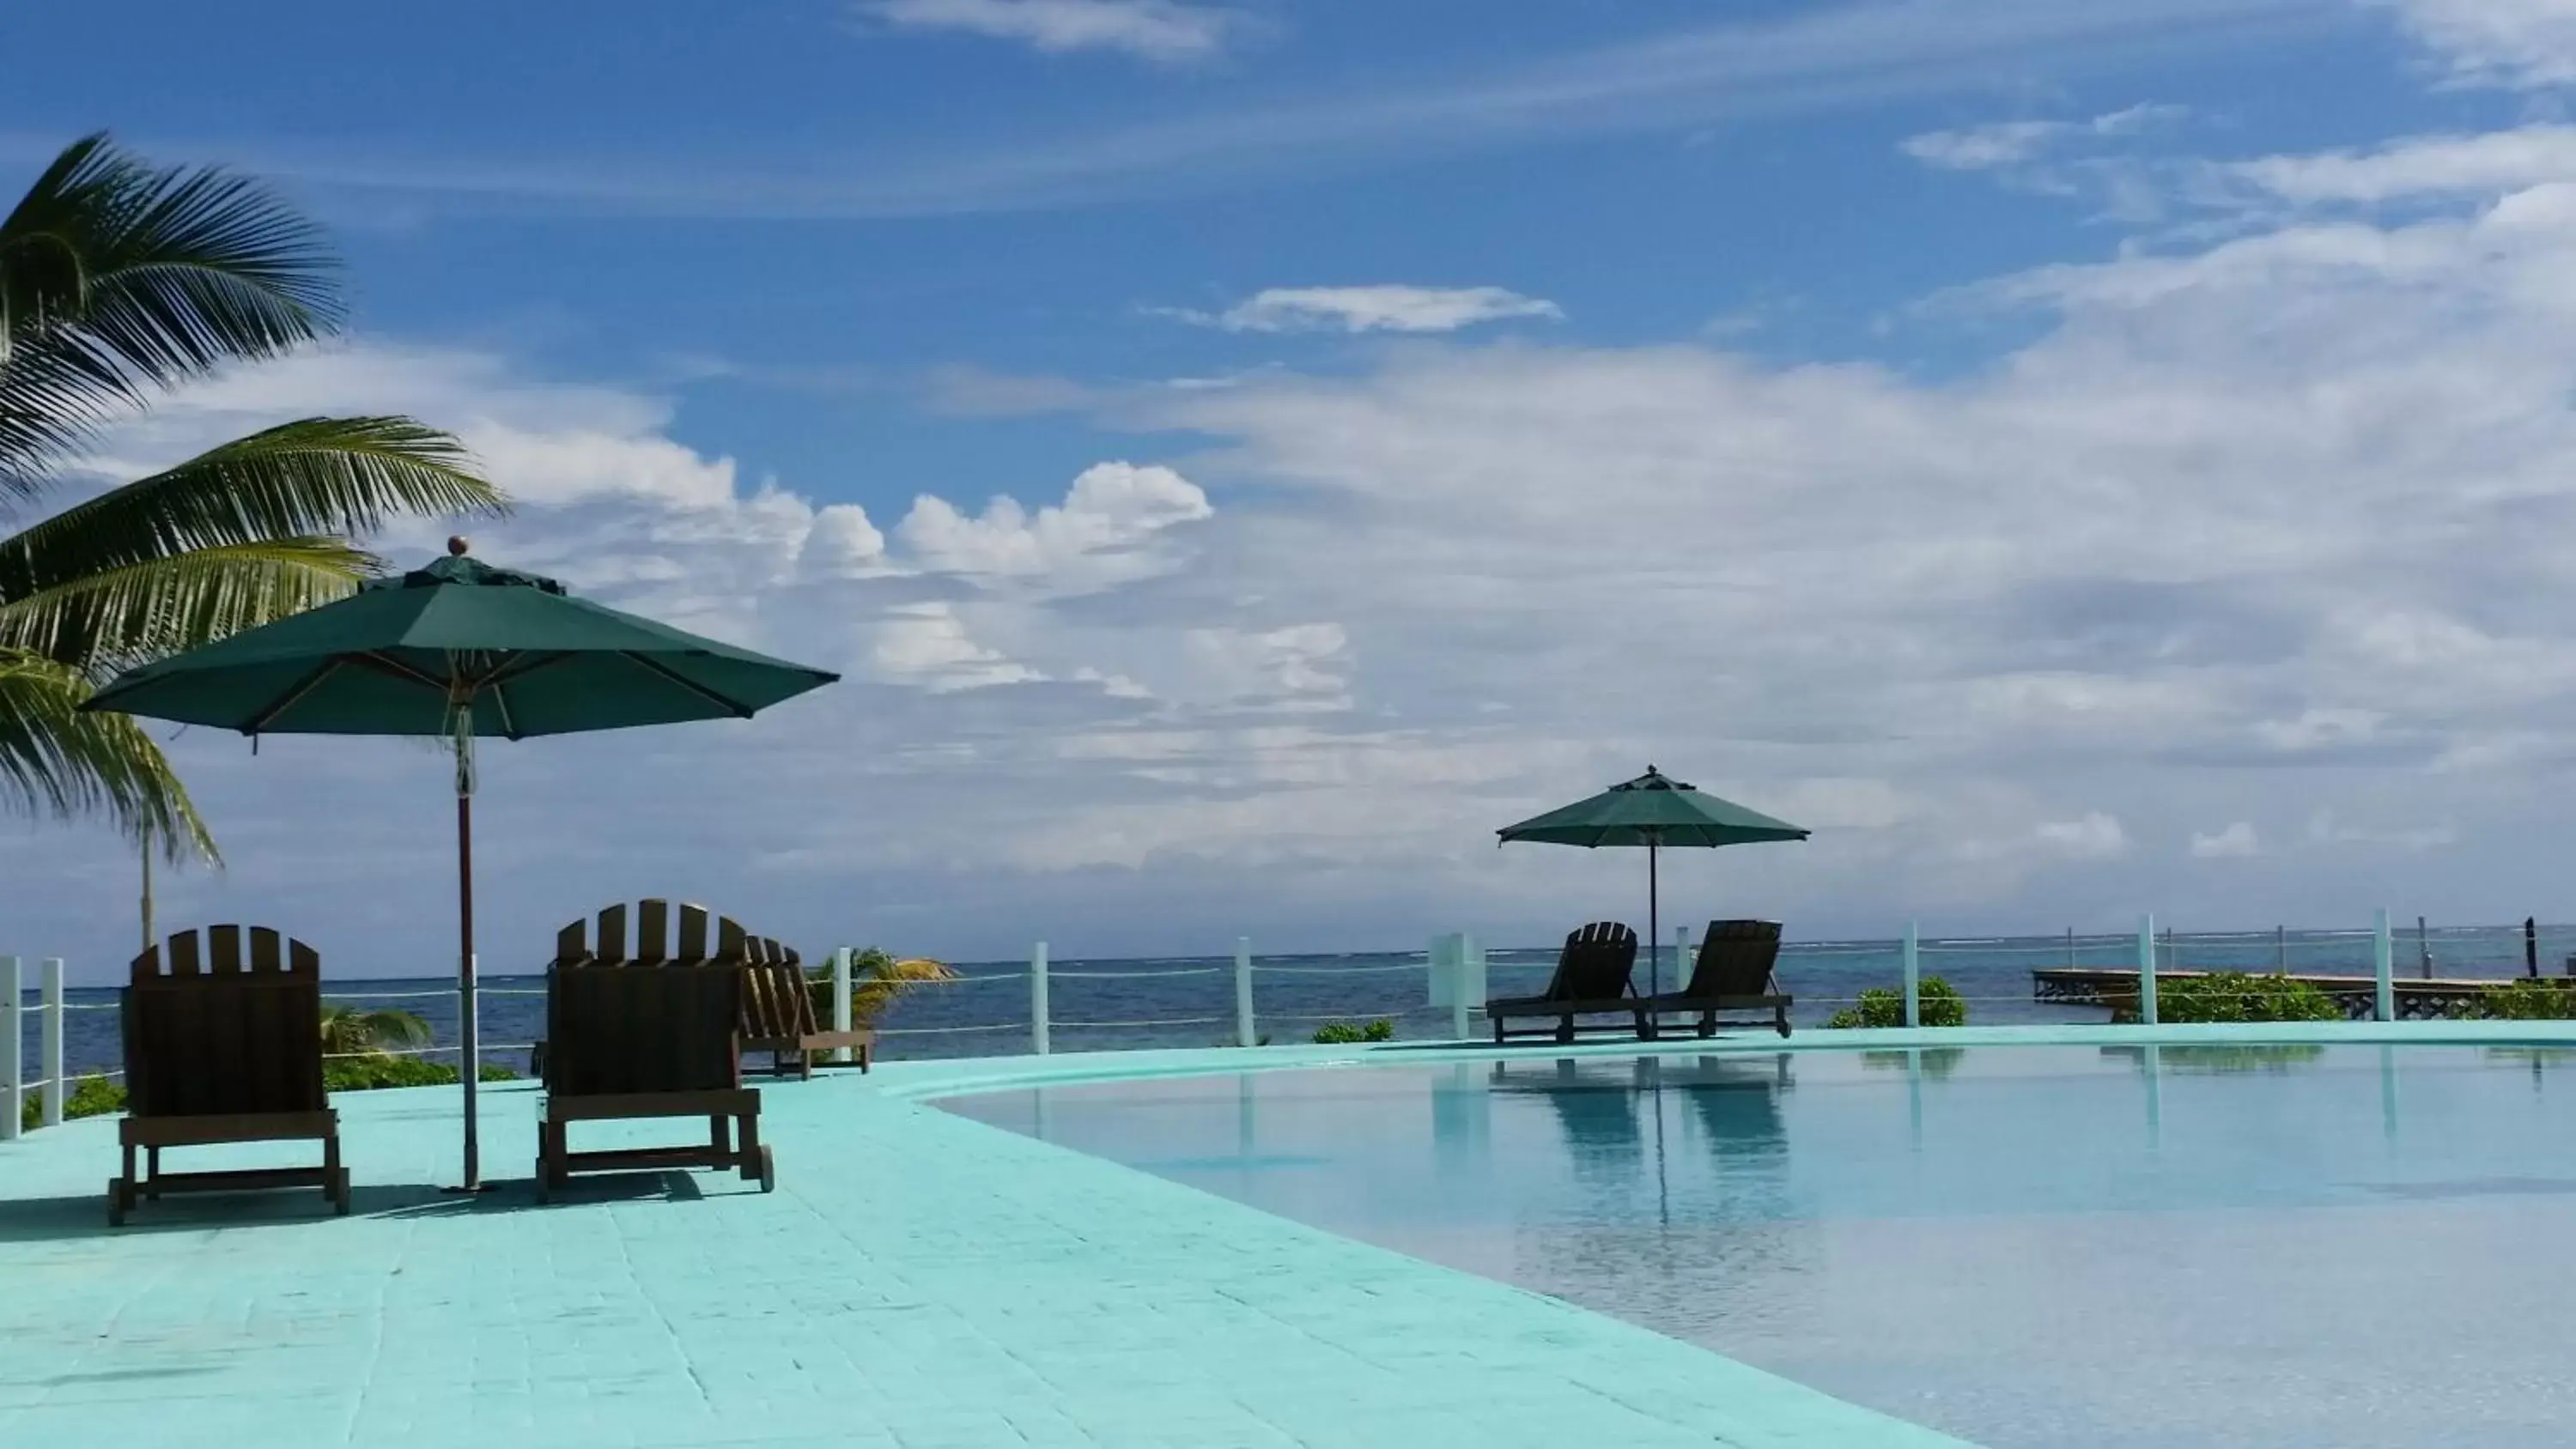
738,937,875,1078
1486,922,1644,1043
1636,919,1793,1040
536,900,773,1202
110,926,349,1226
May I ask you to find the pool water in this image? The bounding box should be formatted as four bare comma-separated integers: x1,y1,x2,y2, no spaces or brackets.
939,1045,2576,1449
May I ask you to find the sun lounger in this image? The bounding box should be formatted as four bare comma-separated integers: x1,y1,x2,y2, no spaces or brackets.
109,926,349,1226
1636,919,1792,1039
738,936,875,1077
1487,921,1643,1043
536,900,773,1201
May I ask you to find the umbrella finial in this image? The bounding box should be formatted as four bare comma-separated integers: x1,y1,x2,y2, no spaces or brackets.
447,536,471,557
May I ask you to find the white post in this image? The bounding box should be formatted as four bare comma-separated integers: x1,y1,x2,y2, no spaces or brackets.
1234,937,1256,1048
1902,922,1921,1028
39,958,63,1128
2373,909,2395,1022
1453,934,1476,1041
1030,941,1051,1056
830,946,854,1064
0,956,19,1142
2136,913,2159,1025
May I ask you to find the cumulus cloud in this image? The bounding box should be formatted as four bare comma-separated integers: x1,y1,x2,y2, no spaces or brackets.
1182,285,1565,334
2038,814,2131,860
2189,822,2262,858
856,0,1239,64
2226,124,2576,204
895,461,1212,591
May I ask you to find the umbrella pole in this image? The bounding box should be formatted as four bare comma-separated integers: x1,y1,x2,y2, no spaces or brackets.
454,720,482,1192
1648,836,1661,998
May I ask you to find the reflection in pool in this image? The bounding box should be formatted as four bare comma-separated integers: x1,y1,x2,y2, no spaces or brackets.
940,1046,2576,1449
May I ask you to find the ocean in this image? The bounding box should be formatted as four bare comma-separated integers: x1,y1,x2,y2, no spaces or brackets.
20,921,2572,1082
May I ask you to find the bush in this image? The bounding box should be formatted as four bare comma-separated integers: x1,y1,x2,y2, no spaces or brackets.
19,1073,125,1131
1827,976,1966,1029
2148,971,2344,1023
323,1057,518,1092
1311,1019,1395,1045
2479,979,2576,1020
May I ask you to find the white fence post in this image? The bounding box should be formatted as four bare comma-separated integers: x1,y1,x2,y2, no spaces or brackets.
1902,922,1921,1028
1,956,20,1142
2136,914,2159,1026
1234,937,1256,1048
39,958,63,1128
2373,909,2395,1022
1030,942,1051,1056
830,946,854,1064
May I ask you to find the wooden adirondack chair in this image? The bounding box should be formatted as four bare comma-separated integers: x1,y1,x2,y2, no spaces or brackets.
535,900,773,1201
738,937,875,1078
1486,921,1645,1044
111,926,349,1226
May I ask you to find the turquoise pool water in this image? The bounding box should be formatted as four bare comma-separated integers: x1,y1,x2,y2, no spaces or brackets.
940,1044,2576,1448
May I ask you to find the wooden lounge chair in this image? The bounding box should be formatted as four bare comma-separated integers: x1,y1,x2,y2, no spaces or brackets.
1487,922,1643,1043
536,900,774,1201
1637,919,1793,1040
110,926,349,1226
738,937,874,1078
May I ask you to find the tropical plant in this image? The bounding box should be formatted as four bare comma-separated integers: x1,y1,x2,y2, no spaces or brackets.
319,1002,433,1057
807,946,957,1028
0,134,506,858
1827,975,1966,1028
1310,1019,1394,1045
2148,971,2344,1024
2478,979,2576,1021
323,1056,514,1091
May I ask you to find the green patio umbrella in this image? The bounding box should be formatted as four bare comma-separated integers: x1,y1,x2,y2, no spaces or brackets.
83,539,839,1189
1498,767,1808,997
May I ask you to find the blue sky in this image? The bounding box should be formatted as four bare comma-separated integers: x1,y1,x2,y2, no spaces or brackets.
12,0,2576,979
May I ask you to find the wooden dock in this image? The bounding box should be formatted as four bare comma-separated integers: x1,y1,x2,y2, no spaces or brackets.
2031,967,2558,1022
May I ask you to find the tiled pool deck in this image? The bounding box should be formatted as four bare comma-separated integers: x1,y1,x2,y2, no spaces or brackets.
9,1022,2573,1448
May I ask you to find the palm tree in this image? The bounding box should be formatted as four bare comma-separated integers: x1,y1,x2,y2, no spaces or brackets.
813,947,958,1028
319,1001,434,1058
0,134,506,859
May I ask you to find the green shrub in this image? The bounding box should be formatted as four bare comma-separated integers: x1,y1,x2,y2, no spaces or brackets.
2479,979,2576,1020
1827,976,1965,1029
1311,1019,1395,1045
19,1073,126,1131
323,1057,518,1092
2148,971,2344,1024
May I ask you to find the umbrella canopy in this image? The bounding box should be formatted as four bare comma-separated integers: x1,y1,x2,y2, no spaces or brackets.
84,541,838,1189
1498,767,1807,997
85,552,835,737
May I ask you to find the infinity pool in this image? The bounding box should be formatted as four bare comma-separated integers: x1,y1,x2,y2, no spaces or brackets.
940,1044,2576,1449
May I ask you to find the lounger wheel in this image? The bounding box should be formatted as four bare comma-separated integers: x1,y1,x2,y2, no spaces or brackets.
1775,1017,1792,1039
756,1146,776,1194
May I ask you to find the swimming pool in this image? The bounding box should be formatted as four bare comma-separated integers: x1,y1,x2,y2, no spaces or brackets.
939,1043,2576,1449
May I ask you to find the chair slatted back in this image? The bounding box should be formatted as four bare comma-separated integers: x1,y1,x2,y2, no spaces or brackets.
544,900,750,1094
1684,920,1783,997
1542,921,1638,1001
124,927,325,1119
738,937,817,1042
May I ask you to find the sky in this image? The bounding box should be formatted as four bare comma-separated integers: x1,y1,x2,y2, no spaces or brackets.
9,0,2576,979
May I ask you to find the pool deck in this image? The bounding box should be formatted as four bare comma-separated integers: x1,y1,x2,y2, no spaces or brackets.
9,1022,2574,1448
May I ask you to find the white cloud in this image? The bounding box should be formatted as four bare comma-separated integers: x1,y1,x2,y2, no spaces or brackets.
872,603,1047,691
1184,286,1565,334
2038,813,2131,859
895,461,1211,590
857,0,1239,64
2381,0,2576,88
1901,104,2187,171
2189,822,2262,858
2227,124,2576,203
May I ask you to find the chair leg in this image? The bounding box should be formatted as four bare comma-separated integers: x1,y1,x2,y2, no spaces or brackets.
859,1042,872,1074
1555,1016,1575,1045
708,1114,730,1159
145,1145,162,1199
736,1110,763,1181
324,1132,345,1212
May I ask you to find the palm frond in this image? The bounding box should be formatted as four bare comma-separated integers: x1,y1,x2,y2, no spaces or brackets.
318,1003,432,1056
0,646,215,860
0,133,339,490
847,954,958,1028
0,536,371,671
0,416,503,612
